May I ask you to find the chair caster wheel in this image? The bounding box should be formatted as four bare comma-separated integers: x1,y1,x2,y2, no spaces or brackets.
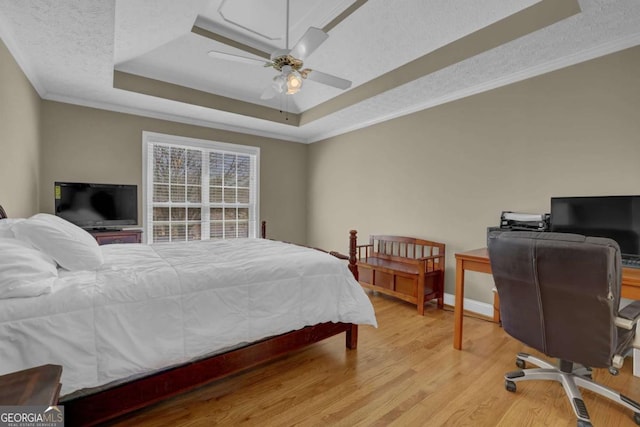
609,367,619,376
516,358,526,369
634,412,640,425
505,380,516,393
577,420,592,427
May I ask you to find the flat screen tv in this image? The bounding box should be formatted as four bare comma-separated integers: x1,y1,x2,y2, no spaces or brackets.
550,195,640,259
54,182,138,229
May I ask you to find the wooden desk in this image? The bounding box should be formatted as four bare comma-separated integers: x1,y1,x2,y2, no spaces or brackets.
0,364,62,405
453,248,640,350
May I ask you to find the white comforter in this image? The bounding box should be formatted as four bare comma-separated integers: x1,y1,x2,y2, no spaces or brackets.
0,239,376,396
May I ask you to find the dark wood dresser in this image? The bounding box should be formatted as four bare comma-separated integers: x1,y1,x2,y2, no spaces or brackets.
89,229,142,245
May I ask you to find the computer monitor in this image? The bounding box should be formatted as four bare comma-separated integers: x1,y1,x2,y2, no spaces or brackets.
550,195,640,258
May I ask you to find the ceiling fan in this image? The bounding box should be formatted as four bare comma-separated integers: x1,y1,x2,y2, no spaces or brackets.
207,0,352,100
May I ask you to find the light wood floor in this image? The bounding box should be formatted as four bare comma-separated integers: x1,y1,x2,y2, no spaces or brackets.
109,293,640,426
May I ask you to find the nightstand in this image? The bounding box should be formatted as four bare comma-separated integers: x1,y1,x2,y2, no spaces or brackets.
0,364,62,405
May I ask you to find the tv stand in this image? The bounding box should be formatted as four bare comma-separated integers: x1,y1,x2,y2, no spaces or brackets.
89,229,142,245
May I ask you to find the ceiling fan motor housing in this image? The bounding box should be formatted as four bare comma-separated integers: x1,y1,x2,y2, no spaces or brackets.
272,54,304,72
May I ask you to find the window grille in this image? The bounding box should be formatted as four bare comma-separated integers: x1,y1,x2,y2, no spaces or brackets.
142,132,259,243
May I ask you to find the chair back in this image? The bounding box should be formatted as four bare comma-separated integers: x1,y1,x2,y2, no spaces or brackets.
488,231,621,368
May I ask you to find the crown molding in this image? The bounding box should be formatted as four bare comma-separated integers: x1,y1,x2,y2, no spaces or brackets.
39,30,640,147
300,0,581,127
42,92,307,144
307,32,640,143
113,70,301,126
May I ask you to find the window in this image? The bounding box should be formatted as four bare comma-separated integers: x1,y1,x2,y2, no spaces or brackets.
143,132,259,244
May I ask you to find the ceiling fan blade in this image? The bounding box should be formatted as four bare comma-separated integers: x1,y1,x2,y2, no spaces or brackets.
193,23,271,60
289,27,328,60
208,50,267,66
305,70,352,90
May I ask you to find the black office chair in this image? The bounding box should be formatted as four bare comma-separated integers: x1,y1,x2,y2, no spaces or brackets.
488,231,640,427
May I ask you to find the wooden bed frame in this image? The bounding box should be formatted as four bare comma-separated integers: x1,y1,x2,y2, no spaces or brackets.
0,207,361,425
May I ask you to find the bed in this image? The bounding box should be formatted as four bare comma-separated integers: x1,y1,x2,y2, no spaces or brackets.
0,206,375,425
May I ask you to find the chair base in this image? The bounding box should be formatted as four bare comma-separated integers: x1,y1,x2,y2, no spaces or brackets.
505,352,640,426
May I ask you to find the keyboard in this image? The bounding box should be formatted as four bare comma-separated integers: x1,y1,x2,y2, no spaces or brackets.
622,256,640,269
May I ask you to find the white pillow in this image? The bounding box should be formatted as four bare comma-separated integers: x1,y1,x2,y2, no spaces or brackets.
12,213,104,271
0,238,57,298
0,218,24,238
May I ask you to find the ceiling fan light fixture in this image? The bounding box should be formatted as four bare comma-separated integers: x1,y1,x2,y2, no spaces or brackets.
272,74,286,92
286,70,303,95
254,0,350,99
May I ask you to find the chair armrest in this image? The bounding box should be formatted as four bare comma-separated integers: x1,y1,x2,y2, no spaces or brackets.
616,301,640,330
615,317,635,330
619,301,640,320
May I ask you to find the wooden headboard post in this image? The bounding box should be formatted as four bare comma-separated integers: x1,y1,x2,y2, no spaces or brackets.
0,205,7,219
348,230,358,281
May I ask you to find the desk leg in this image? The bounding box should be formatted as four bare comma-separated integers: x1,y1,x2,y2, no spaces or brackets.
453,259,465,350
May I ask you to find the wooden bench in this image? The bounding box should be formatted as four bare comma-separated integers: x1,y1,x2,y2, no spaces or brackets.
356,235,445,315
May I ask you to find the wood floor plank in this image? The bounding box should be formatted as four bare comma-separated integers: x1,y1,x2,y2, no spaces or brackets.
107,294,640,426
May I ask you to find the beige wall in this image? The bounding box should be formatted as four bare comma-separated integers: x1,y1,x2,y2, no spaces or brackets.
4,33,640,306
0,38,40,217
39,102,308,244
308,46,640,304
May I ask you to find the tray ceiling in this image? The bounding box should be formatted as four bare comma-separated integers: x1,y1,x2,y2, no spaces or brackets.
0,0,639,143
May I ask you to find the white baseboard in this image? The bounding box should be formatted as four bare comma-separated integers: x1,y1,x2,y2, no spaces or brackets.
443,293,494,318
440,294,640,378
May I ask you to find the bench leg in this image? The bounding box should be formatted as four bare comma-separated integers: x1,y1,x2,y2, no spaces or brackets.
437,272,444,309
417,276,426,316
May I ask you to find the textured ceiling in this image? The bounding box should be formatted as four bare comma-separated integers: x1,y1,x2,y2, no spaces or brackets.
0,0,639,143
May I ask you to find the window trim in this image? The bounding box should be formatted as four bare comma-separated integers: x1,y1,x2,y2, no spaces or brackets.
142,131,260,244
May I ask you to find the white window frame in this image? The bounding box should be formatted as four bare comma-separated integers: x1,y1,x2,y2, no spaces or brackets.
142,131,260,244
